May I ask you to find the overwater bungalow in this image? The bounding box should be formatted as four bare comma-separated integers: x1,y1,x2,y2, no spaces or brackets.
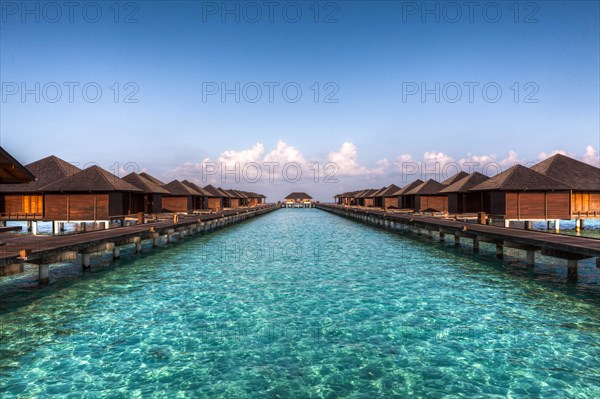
162,180,204,213
0,155,80,219
405,179,449,212
440,172,490,214
203,185,225,211
224,189,242,208
530,154,600,218
123,172,170,214
356,189,378,207
216,187,234,208
469,164,572,221
232,190,249,207
395,179,425,209
181,180,212,210
0,147,36,184
284,192,313,207
246,192,263,206
373,184,402,209
40,165,142,221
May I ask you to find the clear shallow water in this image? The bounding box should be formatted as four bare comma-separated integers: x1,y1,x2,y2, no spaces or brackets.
1,209,600,398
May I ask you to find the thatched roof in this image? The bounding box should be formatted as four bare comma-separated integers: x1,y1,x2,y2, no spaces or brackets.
0,155,80,192
40,166,142,192
376,184,402,197
224,189,242,199
234,190,249,199
203,184,225,197
440,172,490,194
216,187,233,197
441,171,469,185
123,172,170,194
139,172,166,187
181,180,212,196
371,186,388,197
357,189,379,198
530,154,600,191
469,165,572,192
394,179,425,196
0,147,36,184
164,180,203,196
405,179,447,195
285,192,312,199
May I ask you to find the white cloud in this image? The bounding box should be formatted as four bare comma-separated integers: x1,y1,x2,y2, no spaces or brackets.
537,149,573,160
423,151,454,166
168,140,384,184
263,140,306,165
582,145,600,166
327,142,384,176
218,143,264,167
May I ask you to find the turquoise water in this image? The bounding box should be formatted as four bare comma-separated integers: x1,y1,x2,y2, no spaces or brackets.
1,209,600,398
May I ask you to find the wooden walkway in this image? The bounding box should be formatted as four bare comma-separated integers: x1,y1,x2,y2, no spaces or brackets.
318,204,600,282
0,206,278,283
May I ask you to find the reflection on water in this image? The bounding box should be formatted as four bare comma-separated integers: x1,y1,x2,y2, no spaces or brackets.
1,209,599,398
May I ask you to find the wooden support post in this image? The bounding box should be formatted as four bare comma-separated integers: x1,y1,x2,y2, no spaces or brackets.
473,237,479,253
504,220,510,228
428,229,433,239
554,219,560,233
52,221,58,235
596,258,600,268
27,221,32,232
113,246,120,260
439,231,445,242
59,222,65,232
135,240,142,253
82,253,91,270
179,230,184,239
152,233,159,247
580,219,585,230
31,221,38,235
547,220,552,230
39,264,49,285
454,235,460,247
524,221,533,230
496,244,503,259
575,219,581,233
526,250,535,266
567,259,578,282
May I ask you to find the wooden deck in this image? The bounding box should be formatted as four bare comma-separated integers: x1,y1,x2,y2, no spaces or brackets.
0,206,278,280
318,204,600,282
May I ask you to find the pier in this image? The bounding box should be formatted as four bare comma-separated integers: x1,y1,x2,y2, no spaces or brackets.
318,204,600,283
0,205,278,285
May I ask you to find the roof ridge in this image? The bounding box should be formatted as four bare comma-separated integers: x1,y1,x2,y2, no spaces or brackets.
498,165,520,190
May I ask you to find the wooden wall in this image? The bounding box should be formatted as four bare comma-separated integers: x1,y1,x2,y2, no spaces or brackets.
44,193,109,220
416,195,448,212
505,191,570,220
0,194,43,215
230,198,240,208
572,192,600,214
207,197,221,211
384,197,399,209
162,196,190,213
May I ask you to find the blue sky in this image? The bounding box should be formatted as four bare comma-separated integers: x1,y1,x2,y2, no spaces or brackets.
1,1,598,200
